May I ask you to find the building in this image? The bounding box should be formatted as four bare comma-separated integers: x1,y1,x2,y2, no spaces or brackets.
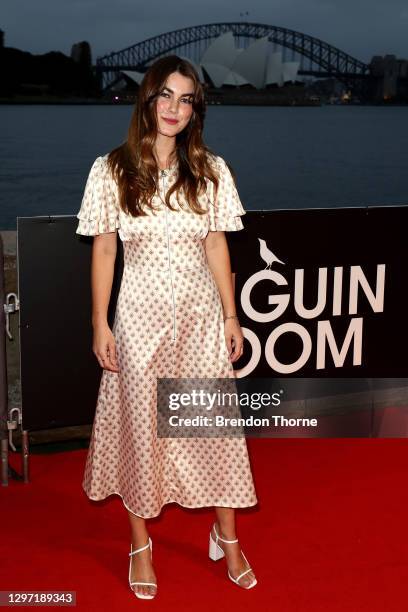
369,54,408,101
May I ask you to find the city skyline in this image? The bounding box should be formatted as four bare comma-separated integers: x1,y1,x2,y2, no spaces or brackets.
2,0,407,63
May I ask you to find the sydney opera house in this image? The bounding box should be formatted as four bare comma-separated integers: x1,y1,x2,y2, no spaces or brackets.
119,31,300,90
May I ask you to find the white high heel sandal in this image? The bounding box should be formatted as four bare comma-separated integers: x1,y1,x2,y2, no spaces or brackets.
208,522,257,589
128,537,158,599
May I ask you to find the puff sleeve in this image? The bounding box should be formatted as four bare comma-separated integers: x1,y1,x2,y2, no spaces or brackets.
208,156,246,231
75,155,121,236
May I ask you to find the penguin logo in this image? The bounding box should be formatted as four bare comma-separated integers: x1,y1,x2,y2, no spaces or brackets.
257,239,285,270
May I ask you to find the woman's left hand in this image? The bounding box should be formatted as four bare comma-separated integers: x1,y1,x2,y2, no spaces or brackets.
224,318,244,363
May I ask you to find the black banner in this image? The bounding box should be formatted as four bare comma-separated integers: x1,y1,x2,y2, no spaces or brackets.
227,206,408,377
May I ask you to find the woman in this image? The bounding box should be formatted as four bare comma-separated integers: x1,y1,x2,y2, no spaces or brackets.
76,55,258,599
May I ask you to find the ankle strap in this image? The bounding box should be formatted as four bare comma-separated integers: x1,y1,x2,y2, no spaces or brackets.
129,538,151,556
213,523,238,544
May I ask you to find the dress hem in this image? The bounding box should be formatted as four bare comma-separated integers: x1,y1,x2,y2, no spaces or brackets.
83,487,258,520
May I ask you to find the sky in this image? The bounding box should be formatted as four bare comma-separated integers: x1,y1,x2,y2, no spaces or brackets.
2,0,407,63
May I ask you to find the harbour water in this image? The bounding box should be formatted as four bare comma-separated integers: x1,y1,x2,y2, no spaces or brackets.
1,104,407,230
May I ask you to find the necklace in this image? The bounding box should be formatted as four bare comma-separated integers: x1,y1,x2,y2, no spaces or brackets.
154,151,177,172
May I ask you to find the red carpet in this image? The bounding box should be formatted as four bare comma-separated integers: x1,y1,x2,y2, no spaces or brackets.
2,438,408,611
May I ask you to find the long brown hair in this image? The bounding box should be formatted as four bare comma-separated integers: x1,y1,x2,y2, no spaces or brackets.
107,55,224,217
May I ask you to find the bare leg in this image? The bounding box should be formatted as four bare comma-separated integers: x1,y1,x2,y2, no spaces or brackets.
213,507,256,588
128,511,157,598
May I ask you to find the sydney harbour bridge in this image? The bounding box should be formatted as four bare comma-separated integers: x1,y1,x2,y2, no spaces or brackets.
95,22,370,92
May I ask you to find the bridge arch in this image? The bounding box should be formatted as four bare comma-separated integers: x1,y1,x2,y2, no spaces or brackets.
96,22,369,90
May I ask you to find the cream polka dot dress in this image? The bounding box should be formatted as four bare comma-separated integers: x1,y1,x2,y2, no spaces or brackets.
75,153,258,518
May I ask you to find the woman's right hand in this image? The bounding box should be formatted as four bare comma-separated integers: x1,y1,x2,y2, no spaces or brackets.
92,322,119,372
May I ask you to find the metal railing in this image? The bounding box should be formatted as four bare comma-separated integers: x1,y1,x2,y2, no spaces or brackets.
0,233,26,486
